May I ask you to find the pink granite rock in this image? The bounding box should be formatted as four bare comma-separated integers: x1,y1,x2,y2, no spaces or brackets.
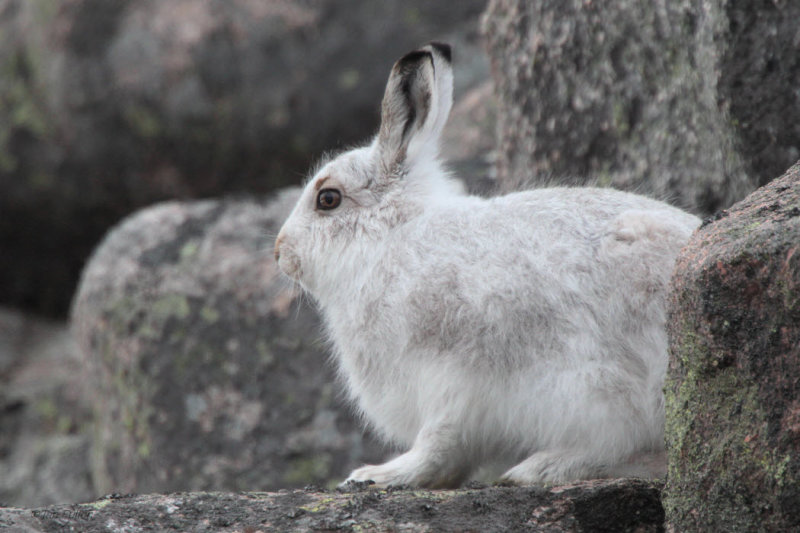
665,161,800,531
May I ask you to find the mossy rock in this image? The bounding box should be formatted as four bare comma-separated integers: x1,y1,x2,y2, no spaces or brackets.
664,161,800,531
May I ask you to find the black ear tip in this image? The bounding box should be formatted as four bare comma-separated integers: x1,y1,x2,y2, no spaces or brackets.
429,41,452,63
396,43,451,70
397,49,433,70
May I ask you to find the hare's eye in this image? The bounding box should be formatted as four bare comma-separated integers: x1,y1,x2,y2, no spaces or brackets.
317,189,342,210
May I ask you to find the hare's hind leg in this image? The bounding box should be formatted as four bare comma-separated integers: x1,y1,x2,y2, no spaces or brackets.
499,449,609,485
341,424,472,489
499,448,666,485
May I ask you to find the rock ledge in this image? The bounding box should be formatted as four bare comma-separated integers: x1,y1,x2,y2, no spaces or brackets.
0,479,664,532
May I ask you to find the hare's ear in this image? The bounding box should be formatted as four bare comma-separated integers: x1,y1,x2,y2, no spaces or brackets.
376,42,453,178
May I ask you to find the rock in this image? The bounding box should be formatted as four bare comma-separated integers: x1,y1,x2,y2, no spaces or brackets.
720,1,800,185
441,80,498,196
482,0,799,216
1,435,93,509
664,161,800,531
0,479,665,532
0,0,488,317
0,308,26,376
71,190,385,497
0,309,94,507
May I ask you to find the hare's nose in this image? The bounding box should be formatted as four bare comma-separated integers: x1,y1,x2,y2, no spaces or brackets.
274,234,283,262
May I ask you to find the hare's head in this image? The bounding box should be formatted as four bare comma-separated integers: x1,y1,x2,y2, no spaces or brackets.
275,42,462,292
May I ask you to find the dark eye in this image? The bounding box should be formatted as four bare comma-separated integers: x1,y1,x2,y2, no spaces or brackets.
316,188,342,210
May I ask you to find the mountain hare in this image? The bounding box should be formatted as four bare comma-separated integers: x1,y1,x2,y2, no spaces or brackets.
274,42,700,488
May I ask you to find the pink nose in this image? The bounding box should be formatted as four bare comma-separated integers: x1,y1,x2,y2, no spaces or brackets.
274,235,283,262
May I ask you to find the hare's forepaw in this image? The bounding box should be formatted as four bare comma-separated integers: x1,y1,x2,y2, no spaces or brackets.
339,443,470,489
340,463,406,489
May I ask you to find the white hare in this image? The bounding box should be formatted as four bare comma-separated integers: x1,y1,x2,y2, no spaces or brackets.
274,42,700,488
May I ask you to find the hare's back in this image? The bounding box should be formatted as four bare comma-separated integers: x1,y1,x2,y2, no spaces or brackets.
409,187,698,302
447,187,694,255
501,187,697,232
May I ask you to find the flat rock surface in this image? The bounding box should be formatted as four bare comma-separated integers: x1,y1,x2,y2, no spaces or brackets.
0,479,665,533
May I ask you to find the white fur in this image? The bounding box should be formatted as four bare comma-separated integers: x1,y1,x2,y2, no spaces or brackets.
274,43,700,488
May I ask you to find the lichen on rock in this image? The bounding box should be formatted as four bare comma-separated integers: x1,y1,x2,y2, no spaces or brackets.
664,161,800,531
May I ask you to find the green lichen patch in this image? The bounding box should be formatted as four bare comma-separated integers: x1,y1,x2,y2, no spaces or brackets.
283,455,333,486
200,305,220,323
0,46,54,174
298,496,336,513
123,103,163,139
151,294,191,322
179,240,200,261
80,498,112,510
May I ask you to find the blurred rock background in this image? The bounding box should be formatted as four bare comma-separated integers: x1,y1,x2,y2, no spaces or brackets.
0,0,491,507
0,0,490,319
1,0,799,518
